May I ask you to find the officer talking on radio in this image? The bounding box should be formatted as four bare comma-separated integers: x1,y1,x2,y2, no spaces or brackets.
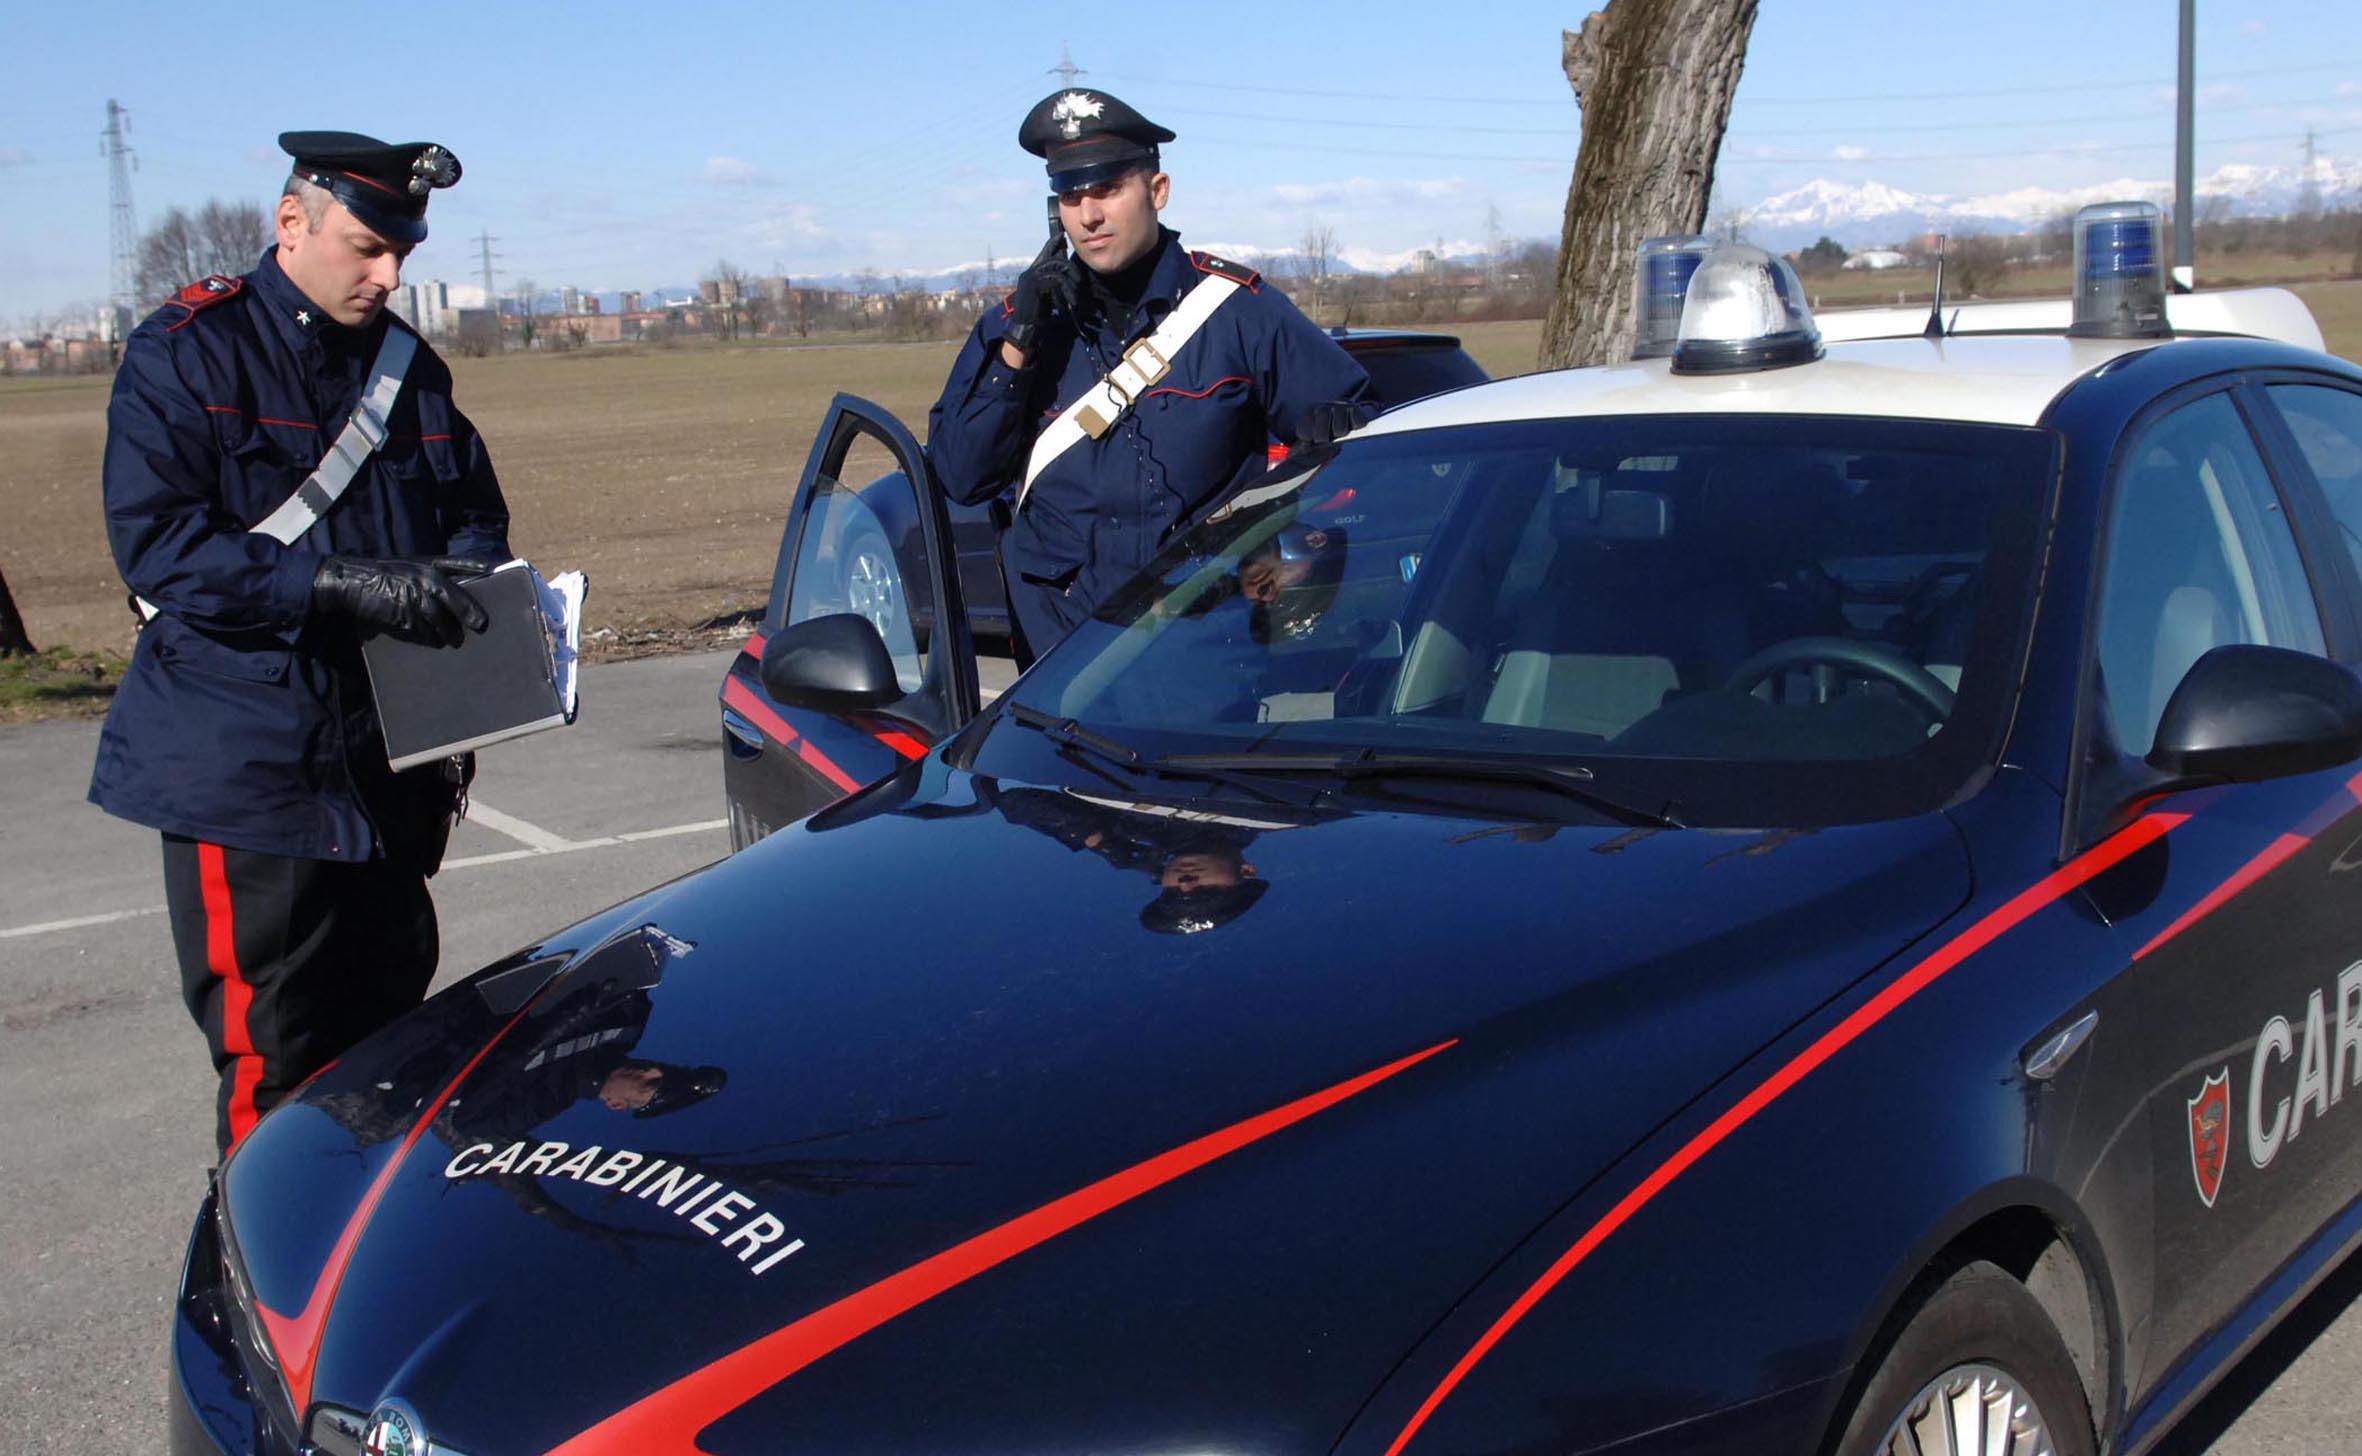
89,129,510,1158
928,89,1373,663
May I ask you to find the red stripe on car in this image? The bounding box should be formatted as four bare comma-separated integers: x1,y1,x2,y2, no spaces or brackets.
251,1004,541,1413
2130,769,2362,962
1378,812,2188,1456
720,675,859,794
544,1040,1459,1455
872,729,928,760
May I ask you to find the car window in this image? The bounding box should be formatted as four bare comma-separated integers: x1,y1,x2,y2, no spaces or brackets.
2091,392,2325,757
2266,384,2362,584
1002,415,2055,828
783,468,931,694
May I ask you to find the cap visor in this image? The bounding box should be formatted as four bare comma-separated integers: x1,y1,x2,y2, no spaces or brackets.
1049,156,1151,195
332,188,428,246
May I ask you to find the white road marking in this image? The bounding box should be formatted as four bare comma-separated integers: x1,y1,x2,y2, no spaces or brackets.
618,820,726,843
0,905,169,941
0,818,731,941
464,801,585,853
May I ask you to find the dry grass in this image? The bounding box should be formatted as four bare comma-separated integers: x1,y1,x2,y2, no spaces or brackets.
4,290,2356,659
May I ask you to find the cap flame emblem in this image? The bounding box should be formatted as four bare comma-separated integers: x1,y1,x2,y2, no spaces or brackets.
1051,91,1103,140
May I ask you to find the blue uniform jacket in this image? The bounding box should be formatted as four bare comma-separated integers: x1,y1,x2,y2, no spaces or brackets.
88,250,510,861
927,228,1368,636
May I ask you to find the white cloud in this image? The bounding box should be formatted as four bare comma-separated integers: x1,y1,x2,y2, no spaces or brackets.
740,202,831,256
702,156,776,186
0,145,29,168
2241,18,2266,34
1832,145,1869,161
2339,81,2360,98
2198,82,2248,106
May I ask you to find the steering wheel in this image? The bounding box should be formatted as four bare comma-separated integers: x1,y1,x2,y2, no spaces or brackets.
1724,636,1957,720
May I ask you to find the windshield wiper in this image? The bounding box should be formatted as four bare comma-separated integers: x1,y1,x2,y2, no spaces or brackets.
1162,747,1684,828
1000,703,1321,808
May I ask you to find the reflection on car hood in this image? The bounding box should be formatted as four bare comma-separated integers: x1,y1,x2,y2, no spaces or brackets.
233,765,1969,1456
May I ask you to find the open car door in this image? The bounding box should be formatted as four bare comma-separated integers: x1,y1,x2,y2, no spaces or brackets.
720,394,979,848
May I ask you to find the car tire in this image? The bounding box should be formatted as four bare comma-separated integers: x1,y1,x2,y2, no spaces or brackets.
837,524,902,645
1831,1261,2095,1456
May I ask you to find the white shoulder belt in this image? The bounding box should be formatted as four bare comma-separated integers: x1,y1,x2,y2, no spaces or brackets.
1018,270,1244,508
136,325,418,621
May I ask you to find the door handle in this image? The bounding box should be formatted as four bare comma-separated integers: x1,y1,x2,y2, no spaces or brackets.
721,708,765,755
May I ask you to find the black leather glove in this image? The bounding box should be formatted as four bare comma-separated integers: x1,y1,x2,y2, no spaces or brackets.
1296,399,1378,448
311,556,489,646
1004,233,1079,360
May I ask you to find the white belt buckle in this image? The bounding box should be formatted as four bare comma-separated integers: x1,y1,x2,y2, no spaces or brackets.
1119,337,1169,394
349,403,389,454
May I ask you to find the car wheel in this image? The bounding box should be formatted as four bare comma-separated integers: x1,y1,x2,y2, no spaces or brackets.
1832,1261,2095,1456
838,525,902,645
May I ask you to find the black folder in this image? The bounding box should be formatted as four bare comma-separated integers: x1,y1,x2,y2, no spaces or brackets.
362,564,570,770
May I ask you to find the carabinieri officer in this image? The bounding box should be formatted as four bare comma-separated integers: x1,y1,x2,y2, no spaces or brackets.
928,89,1372,661
90,130,510,1157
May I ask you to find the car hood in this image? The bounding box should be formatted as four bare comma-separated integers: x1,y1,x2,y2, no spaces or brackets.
231,763,1970,1456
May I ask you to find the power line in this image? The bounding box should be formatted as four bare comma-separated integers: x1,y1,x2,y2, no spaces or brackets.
1174,122,2361,168
1157,95,2293,141
1093,56,2362,111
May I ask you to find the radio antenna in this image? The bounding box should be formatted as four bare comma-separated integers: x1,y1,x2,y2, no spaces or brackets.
1923,235,1948,340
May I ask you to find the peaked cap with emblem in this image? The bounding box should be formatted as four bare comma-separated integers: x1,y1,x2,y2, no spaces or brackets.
1018,89,1175,194
279,130,461,246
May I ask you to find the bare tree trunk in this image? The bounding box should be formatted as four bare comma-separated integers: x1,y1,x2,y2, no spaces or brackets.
1540,0,1758,370
0,563,35,656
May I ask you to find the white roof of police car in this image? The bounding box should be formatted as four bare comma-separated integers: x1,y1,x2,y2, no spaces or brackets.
1357,286,2326,437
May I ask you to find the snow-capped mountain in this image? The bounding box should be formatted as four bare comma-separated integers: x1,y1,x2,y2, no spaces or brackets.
1731,155,2360,252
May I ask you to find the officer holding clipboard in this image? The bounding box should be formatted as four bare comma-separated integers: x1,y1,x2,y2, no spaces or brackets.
89,129,509,1157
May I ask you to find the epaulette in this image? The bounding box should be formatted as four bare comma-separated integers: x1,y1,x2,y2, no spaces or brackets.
162,275,243,333
1189,251,1261,292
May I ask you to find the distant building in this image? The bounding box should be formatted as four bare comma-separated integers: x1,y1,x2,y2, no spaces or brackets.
560,286,581,315
391,280,452,334
1842,249,1911,271
619,291,642,314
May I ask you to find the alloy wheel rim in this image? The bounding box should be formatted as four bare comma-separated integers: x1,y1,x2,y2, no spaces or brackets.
845,548,899,639
1877,1362,2057,1456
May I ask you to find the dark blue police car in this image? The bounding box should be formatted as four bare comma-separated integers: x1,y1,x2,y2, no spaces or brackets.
174,209,2362,1456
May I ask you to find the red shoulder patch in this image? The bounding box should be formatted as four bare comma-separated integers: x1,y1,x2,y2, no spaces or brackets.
163,275,243,332
1189,251,1261,292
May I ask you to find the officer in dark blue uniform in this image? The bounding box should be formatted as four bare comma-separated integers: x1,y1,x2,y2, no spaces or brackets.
928,89,1373,663
90,130,510,1156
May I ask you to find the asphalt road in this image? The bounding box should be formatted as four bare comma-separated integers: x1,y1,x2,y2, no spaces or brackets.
0,646,2353,1453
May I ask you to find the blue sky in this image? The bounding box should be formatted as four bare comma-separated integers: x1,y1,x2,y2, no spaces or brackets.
2,0,2355,324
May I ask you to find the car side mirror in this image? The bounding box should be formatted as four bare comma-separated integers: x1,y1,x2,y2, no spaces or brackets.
759,613,902,715
2147,644,2362,783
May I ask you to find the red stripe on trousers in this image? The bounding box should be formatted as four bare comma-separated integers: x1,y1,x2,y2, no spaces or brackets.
198,843,264,1149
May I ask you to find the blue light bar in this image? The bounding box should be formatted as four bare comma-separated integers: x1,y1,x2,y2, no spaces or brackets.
2068,200,2169,339
1631,236,1712,360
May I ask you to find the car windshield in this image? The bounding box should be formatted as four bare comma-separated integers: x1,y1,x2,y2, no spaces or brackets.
996,414,2057,827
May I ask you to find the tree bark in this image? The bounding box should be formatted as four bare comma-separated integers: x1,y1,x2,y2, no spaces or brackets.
1540,0,1758,370
0,563,35,656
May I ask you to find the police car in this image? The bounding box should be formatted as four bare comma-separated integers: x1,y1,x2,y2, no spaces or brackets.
176,203,2362,1456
